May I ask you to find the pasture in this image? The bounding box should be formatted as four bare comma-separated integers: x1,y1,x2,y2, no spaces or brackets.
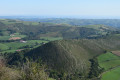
97,52,120,80
1,40,48,53
40,37,63,41
97,52,120,63
0,43,9,51
101,67,120,80
0,33,26,40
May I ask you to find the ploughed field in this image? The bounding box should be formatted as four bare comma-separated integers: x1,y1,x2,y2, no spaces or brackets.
112,51,120,56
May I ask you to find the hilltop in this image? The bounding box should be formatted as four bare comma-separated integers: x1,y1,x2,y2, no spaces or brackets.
8,35,120,78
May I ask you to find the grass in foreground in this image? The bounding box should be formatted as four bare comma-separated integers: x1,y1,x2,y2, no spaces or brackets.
97,52,120,80
101,67,120,80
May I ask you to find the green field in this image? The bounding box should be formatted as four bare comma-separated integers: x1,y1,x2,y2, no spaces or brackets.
97,52,120,80
99,60,120,70
4,40,48,49
0,43,9,51
97,52,120,63
12,33,26,38
0,36,62,53
97,52,120,70
0,33,26,40
0,36,11,40
40,37,63,41
1,40,48,53
101,67,120,80
1,50,17,53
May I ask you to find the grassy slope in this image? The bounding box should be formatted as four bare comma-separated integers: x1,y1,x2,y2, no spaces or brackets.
1,19,120,78
100,60,120,70
101,67,120,80
0,43,9,50
97,52,120,80
97,52,120,63
40,37,63,41
16,36,120,75
97,52,120,70
0,33,26,40
0,37,63,53
9,39,104,75
1,40,48,52
0,36,11,40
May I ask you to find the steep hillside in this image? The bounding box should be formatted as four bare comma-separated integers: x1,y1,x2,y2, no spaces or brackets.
8,35,120,76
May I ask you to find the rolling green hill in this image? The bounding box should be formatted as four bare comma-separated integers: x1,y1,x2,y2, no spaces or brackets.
1,19,120,79
0,19,117,40
8,35,120,78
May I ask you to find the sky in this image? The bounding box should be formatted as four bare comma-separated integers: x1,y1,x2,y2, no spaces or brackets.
0,0,120,18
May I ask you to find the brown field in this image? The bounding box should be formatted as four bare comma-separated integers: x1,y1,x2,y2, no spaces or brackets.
9,37,21,40
112,51,120,56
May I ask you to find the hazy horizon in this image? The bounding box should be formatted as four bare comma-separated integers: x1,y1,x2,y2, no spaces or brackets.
1,0,120,19
1,15,120,19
